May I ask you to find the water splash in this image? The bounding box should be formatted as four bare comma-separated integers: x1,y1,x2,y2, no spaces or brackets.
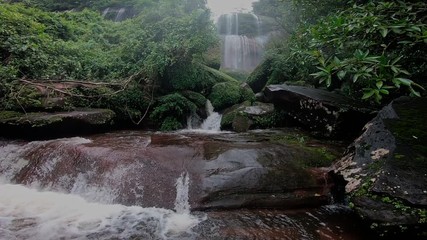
174,172,190,214
186,100,222,132
200,100,222,131
0,171,202,240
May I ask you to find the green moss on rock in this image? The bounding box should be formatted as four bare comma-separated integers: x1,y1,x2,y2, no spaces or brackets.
209,82,241,111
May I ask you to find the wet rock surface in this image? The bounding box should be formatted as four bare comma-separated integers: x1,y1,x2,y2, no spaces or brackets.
263,84,374,139
0,129,341,210
0,109,115,139
333,97,427,236
221,101,275,132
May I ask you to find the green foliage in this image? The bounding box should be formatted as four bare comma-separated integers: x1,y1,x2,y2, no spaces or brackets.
150,93,197,131
209,82,241,111
239,84,256,104
252,109,286,128
265,0,427,103
181,91,206,108
253,0,349,34
1,0,218,126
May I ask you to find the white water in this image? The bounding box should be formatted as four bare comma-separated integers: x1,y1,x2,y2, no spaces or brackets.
0,181,201,240
0,139,202,239
200,100,222,131
114,8,126,22
0,172,201,240
219,13,265,73
186,100,222,132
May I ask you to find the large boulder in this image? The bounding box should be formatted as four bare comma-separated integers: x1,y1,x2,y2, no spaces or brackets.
0,130,340,210
333,97,427,237
221,101,275,132
246,58,273,93
0,109,115,139
264,84,374,139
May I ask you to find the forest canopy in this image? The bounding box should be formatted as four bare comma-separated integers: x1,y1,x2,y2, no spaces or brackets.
252,0,426,103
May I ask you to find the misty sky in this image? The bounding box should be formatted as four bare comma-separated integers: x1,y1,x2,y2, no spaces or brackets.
207,0,258,18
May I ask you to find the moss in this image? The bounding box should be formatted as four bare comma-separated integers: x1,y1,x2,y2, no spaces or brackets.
201,64,240,84
387,98,427,156
209,82,241,111
268,132,340,167
160,116,182,131
203,44,221,70
0,111,23,120
30,115,63,127
246,58,272,93
181,91,207,108
221,70,249,82
220,101,251,129
252,109,286,129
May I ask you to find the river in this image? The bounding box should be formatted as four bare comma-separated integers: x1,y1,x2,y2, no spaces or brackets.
0,130,376,239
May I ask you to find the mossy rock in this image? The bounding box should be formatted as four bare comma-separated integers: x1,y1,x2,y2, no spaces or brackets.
333,97,427,236
221,101,276,132
0,111,24,121
181,91,207,108
0,109,115,139
247,58,273,93
209,82,242,111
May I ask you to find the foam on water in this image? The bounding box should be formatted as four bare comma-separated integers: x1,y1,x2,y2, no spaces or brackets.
0,176,202,240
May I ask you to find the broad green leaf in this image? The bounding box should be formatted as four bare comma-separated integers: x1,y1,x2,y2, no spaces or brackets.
410,87,421,97
394,78,413,86
379,89,389,95
380,28,388,38
376,81,383,89
326,76,332,87
353,73,361,83
337,70,346,80
362,89,375,99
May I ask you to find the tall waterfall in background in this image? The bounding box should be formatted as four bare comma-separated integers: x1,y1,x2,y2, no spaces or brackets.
218,13,267,73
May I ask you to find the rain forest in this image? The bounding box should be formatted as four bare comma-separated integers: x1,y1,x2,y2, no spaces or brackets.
0,0,426,239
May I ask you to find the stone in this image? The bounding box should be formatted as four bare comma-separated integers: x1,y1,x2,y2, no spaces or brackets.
333,97,427,235
0,109,115,139
246,58,272,93
0,130,340,210
263,84,374,139
221,101,275,132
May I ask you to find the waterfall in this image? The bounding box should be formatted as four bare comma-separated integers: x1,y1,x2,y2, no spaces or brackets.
219,13,266,73
186,100,222,132
102,7,110,17
0,171,200,239
174,172,190,214
114,8,126,22
200,100,222,131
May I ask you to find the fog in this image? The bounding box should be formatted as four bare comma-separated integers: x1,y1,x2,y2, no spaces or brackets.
207,0,258,19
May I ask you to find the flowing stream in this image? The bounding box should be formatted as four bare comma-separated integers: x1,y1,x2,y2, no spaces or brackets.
0,131,376,239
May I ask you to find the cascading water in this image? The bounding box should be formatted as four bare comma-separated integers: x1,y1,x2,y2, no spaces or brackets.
0,138,202,239
218,13,266,73
200,100,222,131
187,100,222,132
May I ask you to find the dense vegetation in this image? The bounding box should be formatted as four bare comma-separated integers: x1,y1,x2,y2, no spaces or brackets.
1,0,253,130
2,0,426,132
252,0,426,104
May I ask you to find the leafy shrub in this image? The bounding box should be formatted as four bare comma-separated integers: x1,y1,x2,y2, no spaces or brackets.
150,93,197,130
181,91,207,108
266,0,427,103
